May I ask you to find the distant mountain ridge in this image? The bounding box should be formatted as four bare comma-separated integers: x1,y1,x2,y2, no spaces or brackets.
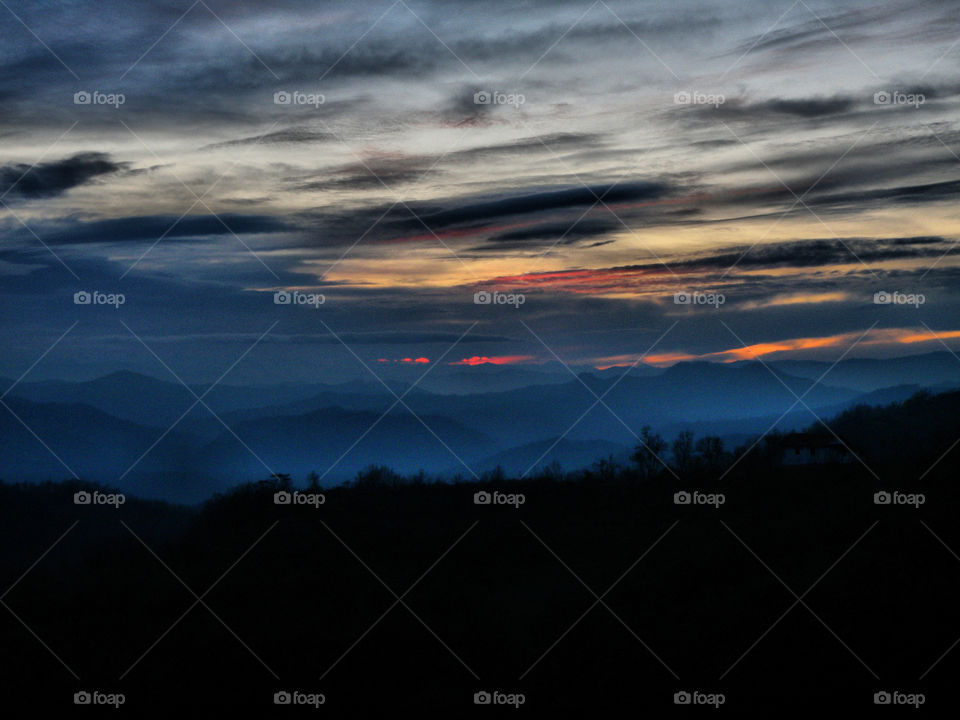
2,351,958,501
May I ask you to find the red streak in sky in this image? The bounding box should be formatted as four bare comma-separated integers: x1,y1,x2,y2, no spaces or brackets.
451,355,535,366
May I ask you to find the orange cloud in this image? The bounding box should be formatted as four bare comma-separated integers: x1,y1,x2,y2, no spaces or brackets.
597,352,696,369
452,355,536,366
594,327,960,368
895,330,960,344
717,335,842,362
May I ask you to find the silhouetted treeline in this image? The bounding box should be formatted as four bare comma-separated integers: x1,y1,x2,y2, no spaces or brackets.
2,389,960,711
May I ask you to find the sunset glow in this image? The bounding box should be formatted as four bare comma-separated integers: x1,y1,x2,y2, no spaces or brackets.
451,355,537,366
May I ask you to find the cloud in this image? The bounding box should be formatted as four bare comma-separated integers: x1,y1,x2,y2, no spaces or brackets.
0,153,125,200
478,218,621,250
694,236,952,269
444,133,607,162
442,86,497,126
292,157,432,192
810,178,960,209
725,2,913,59
481,236,955,294
712,95,859,120
19,214,294,245
643,327,960,366
288,132,608,194
398,181,672,233
2,0,960,383
202,127,333,149
451,355,536,366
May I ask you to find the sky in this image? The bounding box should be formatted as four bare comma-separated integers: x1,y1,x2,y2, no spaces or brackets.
2,0,960,383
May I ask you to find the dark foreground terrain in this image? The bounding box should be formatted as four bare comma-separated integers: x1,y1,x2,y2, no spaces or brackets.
2,392,960,713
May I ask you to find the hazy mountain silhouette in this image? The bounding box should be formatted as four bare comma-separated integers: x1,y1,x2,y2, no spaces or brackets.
467,437,632,477
197,406,497,482
0,396,202,498
3,353,960,501
395,362,862,446
6,370,389,429
765,351,960,392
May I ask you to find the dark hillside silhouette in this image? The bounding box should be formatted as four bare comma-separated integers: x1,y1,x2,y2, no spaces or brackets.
2,391,960,711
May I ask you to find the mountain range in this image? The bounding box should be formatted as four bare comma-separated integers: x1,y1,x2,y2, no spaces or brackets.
1,351,958,502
